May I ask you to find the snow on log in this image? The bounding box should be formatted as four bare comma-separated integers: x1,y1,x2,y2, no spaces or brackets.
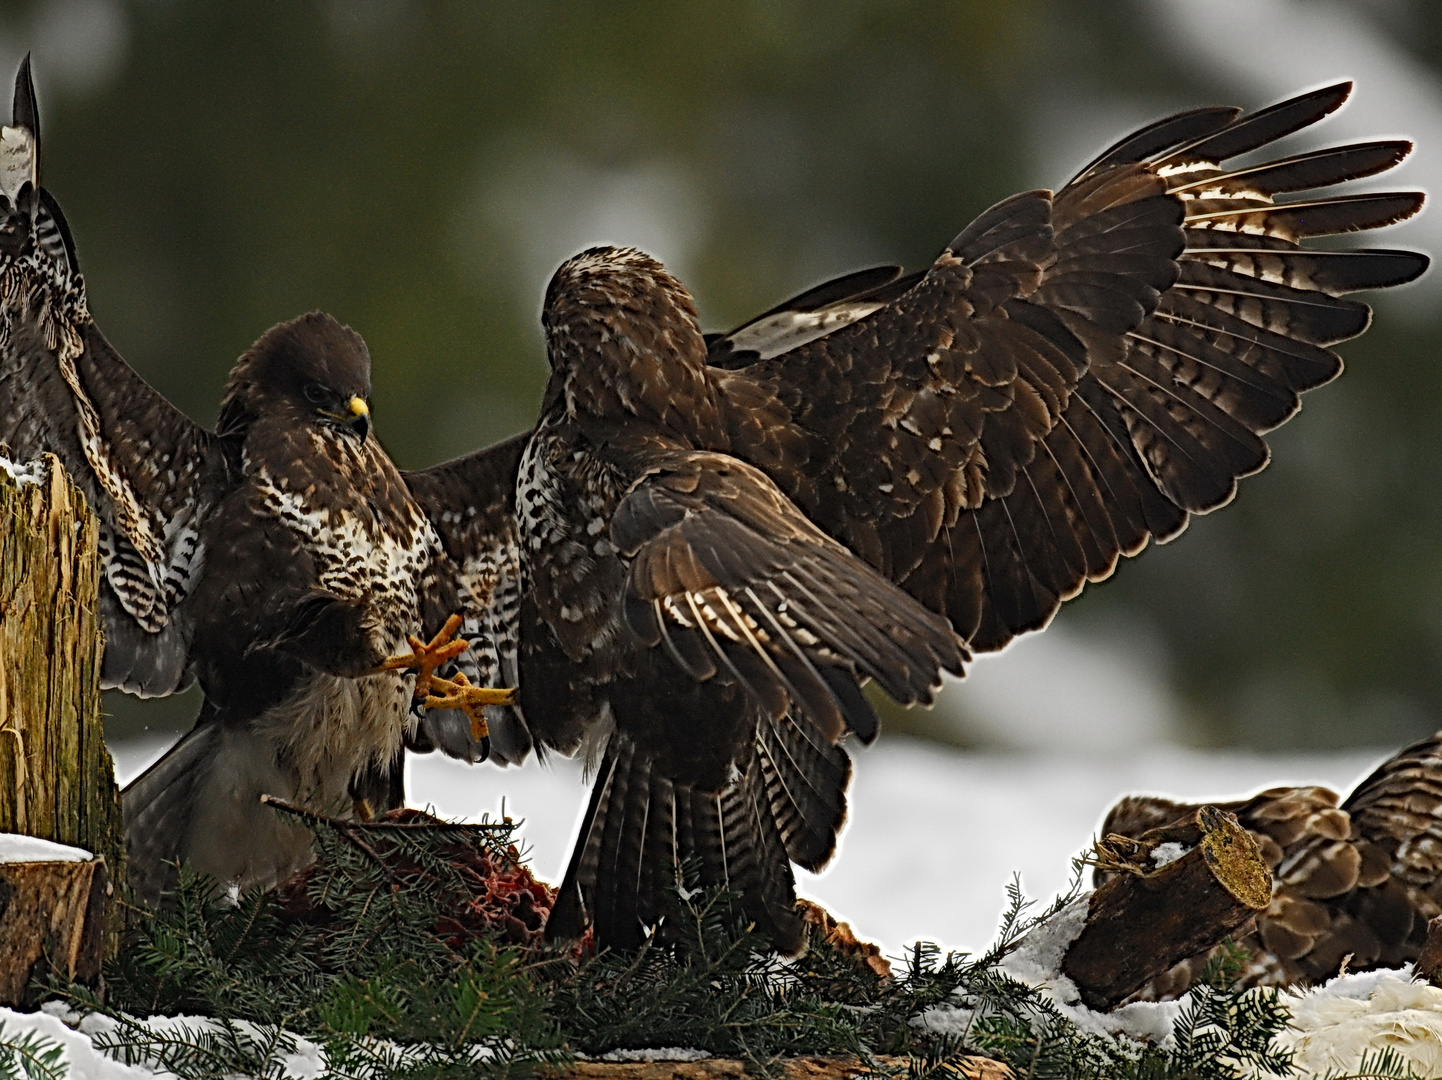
1063,805,1272,1011
0,452,125,986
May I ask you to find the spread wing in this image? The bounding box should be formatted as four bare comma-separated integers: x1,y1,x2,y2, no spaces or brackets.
718,83,1428,654
0,58,225,697
401,431,531,764
611,448,965,744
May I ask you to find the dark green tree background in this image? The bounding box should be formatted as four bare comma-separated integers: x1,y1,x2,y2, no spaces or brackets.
17,0,1441,751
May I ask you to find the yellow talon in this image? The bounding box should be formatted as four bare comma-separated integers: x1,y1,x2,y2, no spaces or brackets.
370,613,470,699
421,672,508,756
423,672,515,713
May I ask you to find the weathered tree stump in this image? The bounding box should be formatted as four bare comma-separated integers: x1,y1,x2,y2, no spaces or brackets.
0,452,124,972
1063,806,1272,1010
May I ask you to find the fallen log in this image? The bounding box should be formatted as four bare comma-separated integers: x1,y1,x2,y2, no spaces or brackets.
1062,805,1272,1011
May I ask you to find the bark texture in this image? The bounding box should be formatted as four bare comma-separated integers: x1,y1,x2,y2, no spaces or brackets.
0,453,124,940
548,1056,1010,1080
1063,806,1272,1011
0,856,107,1004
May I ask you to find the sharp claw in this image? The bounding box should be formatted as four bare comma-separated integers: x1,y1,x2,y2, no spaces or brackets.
468,709,489,743
368,614,472,698
417,672,510,761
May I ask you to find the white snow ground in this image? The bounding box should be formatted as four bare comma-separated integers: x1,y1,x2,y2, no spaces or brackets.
111,735,1387,958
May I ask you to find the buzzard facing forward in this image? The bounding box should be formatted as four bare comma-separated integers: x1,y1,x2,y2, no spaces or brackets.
0,60,511,903
489,82,1427,950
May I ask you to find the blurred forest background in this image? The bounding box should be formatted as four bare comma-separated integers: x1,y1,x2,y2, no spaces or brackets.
13,0,1442,756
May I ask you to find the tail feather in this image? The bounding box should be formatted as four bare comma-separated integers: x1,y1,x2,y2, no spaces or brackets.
756,709,851,870
547,727,828,952
121,712,321,908
122,721,214,906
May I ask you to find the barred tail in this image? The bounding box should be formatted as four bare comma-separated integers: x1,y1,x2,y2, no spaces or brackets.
547,713,851,952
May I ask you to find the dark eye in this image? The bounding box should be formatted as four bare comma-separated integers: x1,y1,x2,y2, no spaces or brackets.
304,383,328,405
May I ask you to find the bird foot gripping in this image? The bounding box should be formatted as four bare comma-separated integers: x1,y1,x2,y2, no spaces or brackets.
370,613,516,754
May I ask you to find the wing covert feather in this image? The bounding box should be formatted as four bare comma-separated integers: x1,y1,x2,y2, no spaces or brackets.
714,82,1427,654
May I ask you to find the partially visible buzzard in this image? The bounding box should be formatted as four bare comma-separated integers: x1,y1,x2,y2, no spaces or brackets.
1098,732,1442,997
490,82,1426,950
0,60,512,904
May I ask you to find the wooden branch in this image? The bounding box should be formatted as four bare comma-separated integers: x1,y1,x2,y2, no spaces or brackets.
0,453,125,953
1062,806,1272,1011
0,849,107,1005
548,1055,1011,1080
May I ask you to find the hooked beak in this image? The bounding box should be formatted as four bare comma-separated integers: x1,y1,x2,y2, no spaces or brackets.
347,396,370,441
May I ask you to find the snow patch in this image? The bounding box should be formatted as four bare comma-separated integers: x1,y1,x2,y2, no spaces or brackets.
0,833,93,863
598,1047,712,1062
73,1011,330,1079
997,896,1090,1000
0,454,46,487
921,898,1188,1045
0,1007,160,1079
1271,968,1442,1077
1150,842,1188,868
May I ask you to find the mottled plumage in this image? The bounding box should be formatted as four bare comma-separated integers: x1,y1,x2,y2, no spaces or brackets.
481,82,1426,951
1099,732,1442,999
0,61,502,903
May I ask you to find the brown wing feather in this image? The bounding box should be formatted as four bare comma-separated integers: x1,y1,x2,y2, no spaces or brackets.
401,432,532,764
0,66,223,697
717,83,1427,654
610,449,965,743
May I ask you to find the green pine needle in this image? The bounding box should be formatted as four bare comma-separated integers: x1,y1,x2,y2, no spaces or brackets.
32,810,1308,1080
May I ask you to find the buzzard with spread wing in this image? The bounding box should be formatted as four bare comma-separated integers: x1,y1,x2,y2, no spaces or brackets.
0,60,510,904
452,81,1422,951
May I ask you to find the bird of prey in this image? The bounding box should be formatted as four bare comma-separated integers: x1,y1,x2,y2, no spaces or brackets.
469,81,1425,951
1098,731,1442,998
0,59,510,905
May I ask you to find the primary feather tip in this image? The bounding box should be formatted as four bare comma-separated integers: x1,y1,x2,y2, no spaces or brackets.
0,55,38,203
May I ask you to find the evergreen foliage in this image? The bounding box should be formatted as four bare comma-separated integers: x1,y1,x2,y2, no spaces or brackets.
0,1021,67,1080
36,810,1304,1079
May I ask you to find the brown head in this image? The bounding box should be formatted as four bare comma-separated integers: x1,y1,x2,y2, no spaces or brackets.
541,246,721,445
218,311,373,442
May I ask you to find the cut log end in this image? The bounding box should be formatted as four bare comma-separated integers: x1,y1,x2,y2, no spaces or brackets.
1062,805,1273,1011
0,854,108,1005
1198,804,1273,909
